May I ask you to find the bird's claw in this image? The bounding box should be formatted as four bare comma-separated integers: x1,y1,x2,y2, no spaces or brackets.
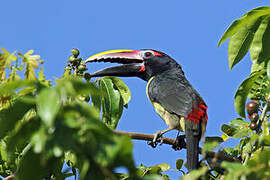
148,131,163,148
172,135,186,151
147,141,158,148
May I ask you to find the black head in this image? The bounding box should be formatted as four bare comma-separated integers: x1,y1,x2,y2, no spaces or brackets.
85,49,181,81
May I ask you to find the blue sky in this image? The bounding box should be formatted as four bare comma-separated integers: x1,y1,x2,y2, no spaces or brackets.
1,0,269,179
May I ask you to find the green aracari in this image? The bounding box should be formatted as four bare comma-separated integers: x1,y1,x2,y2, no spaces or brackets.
86,49,208,171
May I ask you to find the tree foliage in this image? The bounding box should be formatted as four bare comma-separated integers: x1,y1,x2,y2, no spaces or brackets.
0,5,270,180
0,49,138,179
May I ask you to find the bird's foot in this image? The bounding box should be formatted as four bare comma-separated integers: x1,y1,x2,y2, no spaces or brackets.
172,135,186,151
147,131,163,148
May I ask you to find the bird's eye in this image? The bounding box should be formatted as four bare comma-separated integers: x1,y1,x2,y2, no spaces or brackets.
143,51,154,58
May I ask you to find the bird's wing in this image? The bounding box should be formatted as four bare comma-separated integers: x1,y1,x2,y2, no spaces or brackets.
148,74,194,118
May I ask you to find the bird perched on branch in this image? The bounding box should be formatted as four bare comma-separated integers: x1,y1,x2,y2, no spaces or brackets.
86,49,208,171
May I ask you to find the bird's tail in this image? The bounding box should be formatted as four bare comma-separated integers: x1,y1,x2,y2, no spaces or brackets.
185,103,207,172
185,125,200,171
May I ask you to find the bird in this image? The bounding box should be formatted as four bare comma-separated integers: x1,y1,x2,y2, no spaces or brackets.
86,49,208,171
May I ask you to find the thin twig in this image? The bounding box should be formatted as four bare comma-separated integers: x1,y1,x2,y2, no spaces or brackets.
114,130,240,163
257,94,270,131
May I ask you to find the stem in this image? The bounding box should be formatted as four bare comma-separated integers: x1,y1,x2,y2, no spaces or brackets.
257,94,270,133
259,94,270,122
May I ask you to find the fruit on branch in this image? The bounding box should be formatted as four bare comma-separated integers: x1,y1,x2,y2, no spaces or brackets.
249,122,258,130
248,113,259,122
246,100,259,115
78,64,88,71
84,73,91,81
69,55,76,62
72,48,80,58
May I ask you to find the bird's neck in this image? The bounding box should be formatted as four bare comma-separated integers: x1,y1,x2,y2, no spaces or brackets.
145,67,184,82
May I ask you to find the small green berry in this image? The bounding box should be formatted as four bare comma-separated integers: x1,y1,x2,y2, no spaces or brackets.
76,57,82,63
78,64,88,71
71,48,80,58
69,55,76,62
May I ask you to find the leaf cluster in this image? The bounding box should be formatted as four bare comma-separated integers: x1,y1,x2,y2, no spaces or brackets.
182,6,270,180
0,49,139,179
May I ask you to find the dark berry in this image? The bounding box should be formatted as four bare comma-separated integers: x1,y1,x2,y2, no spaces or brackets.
249,113,259,122
71,48,80,58
249,122,258,130
84,73,91,81
246,100,259,115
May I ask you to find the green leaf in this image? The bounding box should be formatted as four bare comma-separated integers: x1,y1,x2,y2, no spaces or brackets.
37,88,61,127
251,61,267,73
176,159,184,170
7,116,40,153
0,50,8,81
92,94,102,115
203,141,219,152
234,70,266,117
218,6,270,46
248,72,269,100
31,127,47,153
25,63,36,80
156,163,170,172
0,140,8,162
181,166,208,180
267,60,270,80
223,147,233,155
108,77,131,105
228,18,261,69
98,77,123,129
16,148,62,180
262,135,270,145
56,77,102,98
0,80,37,96
205,136,224,143
0,98,35,138
250,16,270,62
221,133,230,141
221,124,237,136
242,141,253,155
232,128,250,139
258,148,270,164
148,166,161,174
221,162,249,180
229,118,249,127
143,175,165,180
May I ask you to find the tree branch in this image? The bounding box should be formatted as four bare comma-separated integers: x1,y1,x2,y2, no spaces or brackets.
114,130,240,163
3,174,15,180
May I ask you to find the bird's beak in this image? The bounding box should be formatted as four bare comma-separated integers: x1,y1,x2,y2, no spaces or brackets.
85,49,145,77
